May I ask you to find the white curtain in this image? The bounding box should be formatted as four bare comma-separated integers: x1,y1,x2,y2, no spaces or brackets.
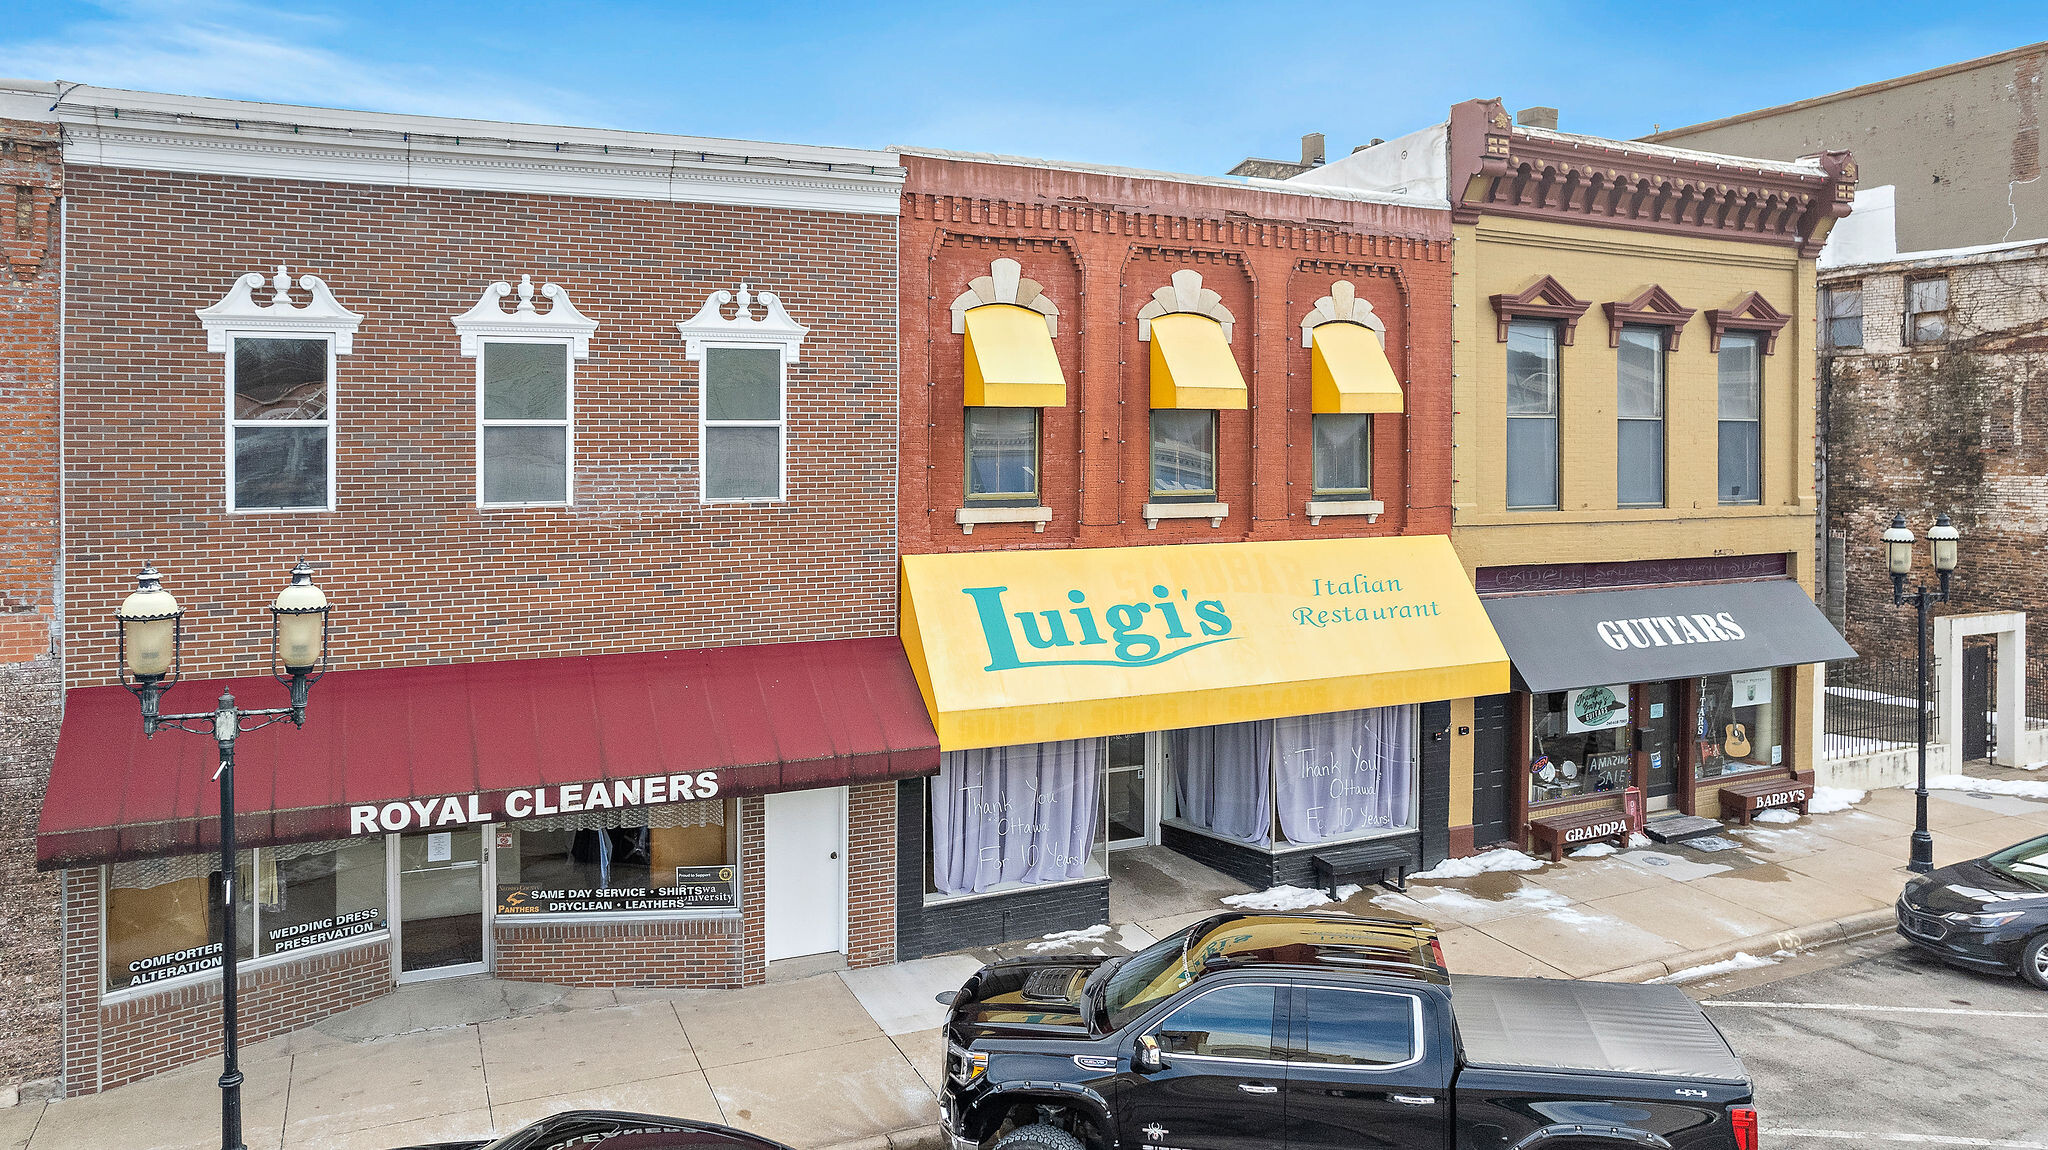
1273,705,1418,844
1169,721,1273,846
931,739,1102,896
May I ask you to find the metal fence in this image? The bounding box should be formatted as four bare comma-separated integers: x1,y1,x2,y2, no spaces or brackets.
2031,671,2048,732
1823,656,1928,758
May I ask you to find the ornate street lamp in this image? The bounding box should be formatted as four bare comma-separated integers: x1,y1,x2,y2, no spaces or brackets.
1884,513,1958,875
114,560,332,1150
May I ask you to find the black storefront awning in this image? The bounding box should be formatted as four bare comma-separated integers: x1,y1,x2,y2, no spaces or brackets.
1482,580,1857,694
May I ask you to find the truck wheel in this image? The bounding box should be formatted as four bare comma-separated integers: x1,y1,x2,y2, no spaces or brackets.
993,1123,1087,1150
2022,933,2048,991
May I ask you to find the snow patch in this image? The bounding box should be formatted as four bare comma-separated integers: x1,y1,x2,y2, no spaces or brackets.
1568,843,1618,859
1028,924,1112,951
1927,775,2048,800
2023,761,2046,772
1410,848,1545,880
1752,808,1801,824
1807,786,1865,814
1222,884,1361,912
1654,951,1777,984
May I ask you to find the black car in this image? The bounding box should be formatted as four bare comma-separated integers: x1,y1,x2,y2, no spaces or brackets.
941,911,1761,1150
1897,832,2048,989
394,1111,797,1150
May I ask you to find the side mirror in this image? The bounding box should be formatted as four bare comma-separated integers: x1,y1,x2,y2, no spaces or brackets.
1134,1034,1164,1073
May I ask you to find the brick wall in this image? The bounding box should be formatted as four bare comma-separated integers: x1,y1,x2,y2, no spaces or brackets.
897,154,1455,556
60,165,901,686
59,867,392,1096
1820,248,2048,688
1,115,64,1099
844,781,896,968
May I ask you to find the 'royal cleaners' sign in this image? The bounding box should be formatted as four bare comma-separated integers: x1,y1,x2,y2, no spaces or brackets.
348,770,720,835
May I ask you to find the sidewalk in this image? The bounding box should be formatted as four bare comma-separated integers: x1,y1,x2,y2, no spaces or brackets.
6,778,2044,1150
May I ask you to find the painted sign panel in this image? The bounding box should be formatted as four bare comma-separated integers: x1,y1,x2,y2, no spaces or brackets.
496,864,739,916
1566,685,1632,733
899,537,1509,749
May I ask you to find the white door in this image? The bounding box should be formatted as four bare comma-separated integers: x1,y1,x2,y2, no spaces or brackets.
764,787,847,961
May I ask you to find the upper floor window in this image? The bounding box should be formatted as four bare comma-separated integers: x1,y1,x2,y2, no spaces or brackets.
1616,325,1665,508
1822,284,1863,349
1505,319,1561,511
1906,276,1949,342
452,275,597,509
965,407,1039,503
1151,410,1217,497
677,284,809,504
1312,414,1372,497
196,267,362,513
1301,280,1399,507
1717,332,1763,505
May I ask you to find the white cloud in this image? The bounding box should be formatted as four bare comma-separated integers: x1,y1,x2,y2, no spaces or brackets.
0,1,604,127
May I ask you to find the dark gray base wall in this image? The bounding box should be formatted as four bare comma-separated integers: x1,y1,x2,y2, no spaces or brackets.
895,777,1112,958
1160,825,1423,890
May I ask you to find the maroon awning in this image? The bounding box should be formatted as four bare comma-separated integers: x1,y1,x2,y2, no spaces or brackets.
38,637,939,869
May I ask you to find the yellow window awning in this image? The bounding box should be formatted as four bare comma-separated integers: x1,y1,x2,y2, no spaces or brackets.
1311,322,1405,414
963,303,1066,407
899,536,1509,750
1149,312,1248,410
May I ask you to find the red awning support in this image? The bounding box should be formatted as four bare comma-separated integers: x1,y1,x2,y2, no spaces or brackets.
38,637,939,869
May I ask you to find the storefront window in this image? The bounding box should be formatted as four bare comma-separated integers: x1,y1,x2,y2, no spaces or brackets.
1695,670,1783,779
1530,687,1636,805
1166,705,1419,849
105,838,387,993
926,739,1107,898
496,799,737,915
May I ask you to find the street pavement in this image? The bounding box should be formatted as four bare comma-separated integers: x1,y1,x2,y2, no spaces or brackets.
1693,933,2048,1147
3,778,2043,1150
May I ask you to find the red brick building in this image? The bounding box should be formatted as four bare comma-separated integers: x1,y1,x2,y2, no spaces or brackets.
889,151,1509,955
7,81,929,1096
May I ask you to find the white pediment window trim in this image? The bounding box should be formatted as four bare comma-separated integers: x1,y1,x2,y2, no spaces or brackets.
1137,269,1236,342
450,275,599,358
1300,280,1387,348
196,267,364,352
949,257,1060,336
674,283,809,362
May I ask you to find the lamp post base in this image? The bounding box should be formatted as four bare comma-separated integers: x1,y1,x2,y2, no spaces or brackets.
1909,828,1935,874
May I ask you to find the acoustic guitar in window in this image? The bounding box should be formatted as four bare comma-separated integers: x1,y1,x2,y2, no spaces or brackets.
1723,722,1752,760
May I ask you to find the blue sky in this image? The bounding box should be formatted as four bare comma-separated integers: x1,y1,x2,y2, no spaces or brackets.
3,2,2043,173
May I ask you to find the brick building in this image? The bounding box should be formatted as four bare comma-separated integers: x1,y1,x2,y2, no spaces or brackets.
5,80,931,1096
1295,100,1858,856
0,91,64,1103
890,149,1514,954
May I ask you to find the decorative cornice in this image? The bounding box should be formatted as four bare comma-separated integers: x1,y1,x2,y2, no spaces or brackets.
1137,269,1235,342
451,276,598,358
195,267,363,352
1705,291,1792,355
1300,280,1385,347
675,284,808,362
1490,274,1592,344
950,257,1060,336
1602,285,1697,349
904,194,1451,264
1446,97,1855,254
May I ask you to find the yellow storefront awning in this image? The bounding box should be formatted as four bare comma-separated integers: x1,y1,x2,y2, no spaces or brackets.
1311,322,1405,414
1149,313,1248,410
899,536,1509,750
963,303,1066,407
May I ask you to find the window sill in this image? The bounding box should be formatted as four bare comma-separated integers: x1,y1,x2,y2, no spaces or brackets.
1305,499,1384,525
955,505,1052,535
1142,501,1228,529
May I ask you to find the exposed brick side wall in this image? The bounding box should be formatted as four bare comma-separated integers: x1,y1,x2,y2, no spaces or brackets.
61,166,900,686
898,155,1455,556
1,115,64,1099
1820,249,2048,689
60,867,392,1096
845,781,896,968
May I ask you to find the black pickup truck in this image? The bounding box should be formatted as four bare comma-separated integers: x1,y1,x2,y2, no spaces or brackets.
940,912,1757,1150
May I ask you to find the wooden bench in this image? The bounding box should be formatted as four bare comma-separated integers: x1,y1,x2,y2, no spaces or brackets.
1717,773,1813,826
1312,841,1416,895
1528,808,1631,863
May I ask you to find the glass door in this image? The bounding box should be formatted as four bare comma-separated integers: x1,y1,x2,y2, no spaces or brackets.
394,827,488,981
1640,682,1678,800
1105,733,1153,849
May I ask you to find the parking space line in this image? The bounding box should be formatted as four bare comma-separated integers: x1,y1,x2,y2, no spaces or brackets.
1767,1129,2048,1149
1704,1000,2048,1019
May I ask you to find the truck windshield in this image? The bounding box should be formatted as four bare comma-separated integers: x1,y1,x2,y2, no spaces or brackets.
1099,926,1199,1032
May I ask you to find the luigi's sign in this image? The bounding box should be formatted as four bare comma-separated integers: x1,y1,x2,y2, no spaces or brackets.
1566,685,1631,733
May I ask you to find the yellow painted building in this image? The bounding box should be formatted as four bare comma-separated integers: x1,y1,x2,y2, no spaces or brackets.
1300,100,1859,853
